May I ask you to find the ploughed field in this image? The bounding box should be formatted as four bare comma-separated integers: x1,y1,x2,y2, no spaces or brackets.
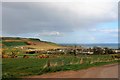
2,54,119,78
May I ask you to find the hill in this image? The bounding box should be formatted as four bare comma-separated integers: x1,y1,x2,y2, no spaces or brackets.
1,37,62,50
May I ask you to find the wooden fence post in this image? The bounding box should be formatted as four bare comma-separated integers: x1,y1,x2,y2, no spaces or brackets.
47,59,51,67
80,58,83,64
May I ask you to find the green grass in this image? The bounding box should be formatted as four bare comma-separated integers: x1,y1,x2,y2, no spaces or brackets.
2,58,48,78
29,38,40,42
17,54,37,56
2,37,21,40
2,41,27,47
2,55,119,78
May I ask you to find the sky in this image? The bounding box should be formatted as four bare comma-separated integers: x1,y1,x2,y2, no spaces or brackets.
1,0,119,44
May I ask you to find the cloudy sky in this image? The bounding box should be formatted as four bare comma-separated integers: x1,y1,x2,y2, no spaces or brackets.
1,0,119,43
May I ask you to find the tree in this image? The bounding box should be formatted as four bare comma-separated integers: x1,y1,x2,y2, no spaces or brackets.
73,45,77,56
93,47,104,55
104,47,114,54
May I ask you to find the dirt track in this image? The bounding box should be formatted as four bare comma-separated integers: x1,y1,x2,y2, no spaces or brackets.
26,64,119,78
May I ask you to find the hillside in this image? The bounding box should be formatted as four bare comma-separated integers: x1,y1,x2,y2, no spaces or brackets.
1,37,62,50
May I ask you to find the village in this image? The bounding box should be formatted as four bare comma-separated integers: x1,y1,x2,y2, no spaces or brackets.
20,45,120,55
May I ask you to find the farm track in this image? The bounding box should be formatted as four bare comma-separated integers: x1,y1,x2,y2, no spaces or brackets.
25,63,119,78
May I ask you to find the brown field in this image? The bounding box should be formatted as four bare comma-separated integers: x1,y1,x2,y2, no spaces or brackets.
24,41,64,50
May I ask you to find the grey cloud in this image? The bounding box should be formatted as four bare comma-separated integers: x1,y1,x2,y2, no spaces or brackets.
0,3,1,36
3,2,74,35
2,2,117,36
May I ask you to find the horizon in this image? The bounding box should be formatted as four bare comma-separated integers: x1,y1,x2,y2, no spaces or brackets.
1,36,119,44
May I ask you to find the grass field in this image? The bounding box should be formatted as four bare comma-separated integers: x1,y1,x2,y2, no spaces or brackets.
2,54,119,78
2,41,27,47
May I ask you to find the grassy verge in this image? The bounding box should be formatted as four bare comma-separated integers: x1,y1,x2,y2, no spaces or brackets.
2,55,119,79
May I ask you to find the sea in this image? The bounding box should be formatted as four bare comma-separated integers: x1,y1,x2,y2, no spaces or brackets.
59,43,119,49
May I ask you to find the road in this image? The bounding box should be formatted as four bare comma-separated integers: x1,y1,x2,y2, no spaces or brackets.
25,64,119,78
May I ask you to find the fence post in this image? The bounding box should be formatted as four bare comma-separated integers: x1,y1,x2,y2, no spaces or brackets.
47,59,51,67
62,60,64,66
80,58,83,64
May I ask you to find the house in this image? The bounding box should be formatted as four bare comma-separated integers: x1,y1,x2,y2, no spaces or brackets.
113,50,120,53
